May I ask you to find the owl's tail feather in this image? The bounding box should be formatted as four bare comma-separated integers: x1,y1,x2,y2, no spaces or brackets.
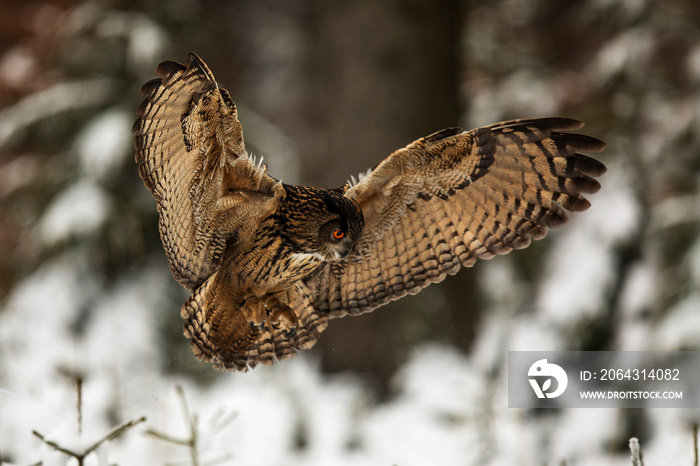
182,270,328,371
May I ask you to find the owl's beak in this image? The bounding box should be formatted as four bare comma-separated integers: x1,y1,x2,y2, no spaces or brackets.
332,243,352,260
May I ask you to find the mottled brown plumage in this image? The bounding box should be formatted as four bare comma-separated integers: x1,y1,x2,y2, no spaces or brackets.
133,53,606,371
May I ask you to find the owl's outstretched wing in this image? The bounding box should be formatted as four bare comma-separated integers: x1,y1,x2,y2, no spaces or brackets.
134,53,282,290
306,117,606,318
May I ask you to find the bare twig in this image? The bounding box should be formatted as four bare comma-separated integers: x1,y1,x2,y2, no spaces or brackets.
176,385,200,466
92,416,147,449
144,428,191,447
33,430,82,459
145,385,200,466
629,437,644,466
145,385,236,466
202,453,235,466
209,407,238,435
77,377,83,436
33,416,146,465
693,423,698,466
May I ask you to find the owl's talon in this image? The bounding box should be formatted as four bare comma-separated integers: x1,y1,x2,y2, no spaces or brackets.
262,297,300,338
270,320,296,339
249,321,265,331
269,319,297,337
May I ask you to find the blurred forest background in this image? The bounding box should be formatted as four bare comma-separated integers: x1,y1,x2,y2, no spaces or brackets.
1,0,700,464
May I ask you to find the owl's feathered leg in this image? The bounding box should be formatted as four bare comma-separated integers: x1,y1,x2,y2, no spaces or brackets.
243,296,268,330
262,295,299,339
182,272,326,370
183,271,268,370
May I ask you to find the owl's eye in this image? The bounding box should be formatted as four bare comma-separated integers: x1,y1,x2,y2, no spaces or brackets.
331,229,345,240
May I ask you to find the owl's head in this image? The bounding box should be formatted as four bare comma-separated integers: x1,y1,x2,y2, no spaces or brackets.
316,191,364,260
283,185,364,260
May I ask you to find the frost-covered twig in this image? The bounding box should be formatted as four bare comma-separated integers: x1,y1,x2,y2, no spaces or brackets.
693,423,698,466
178,385,200,466
145,385,201,466
202,453,235,466
145,385,235,466
629,437,643,466
31,374,146,465
208,407,238,437
33,416,146,465
77,376,83,435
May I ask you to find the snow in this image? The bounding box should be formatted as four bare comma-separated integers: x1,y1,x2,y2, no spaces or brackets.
586,166,641,245
0,250,169,464
537,224,613,324
651,194,700,232
591,27,653,85
393,345,486,414
37,180,111,245
641,409,697,465
465,72,558,127
96,13,167,70
0,154,39,197
361,346,486,466
76,110,133,182
0,79,116,146
1,251,98,388
537,164,640,325
687,43,700,81
548,408,618,462
0,46,36,88
690,236,700,284
618,262,657,319
617,321,652,351
654,294,700,350
470,309,511,373
592,0,648,21
505,316,564,351
479,259,526,312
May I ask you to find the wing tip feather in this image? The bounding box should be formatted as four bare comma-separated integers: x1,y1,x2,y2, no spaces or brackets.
186,52,216,81
154,60,185,79
139,78,162,97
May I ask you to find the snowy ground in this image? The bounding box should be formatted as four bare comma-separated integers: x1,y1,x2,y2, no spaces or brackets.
2,191,698,465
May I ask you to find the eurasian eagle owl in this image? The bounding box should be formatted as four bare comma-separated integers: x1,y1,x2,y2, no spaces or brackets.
133,53,606,371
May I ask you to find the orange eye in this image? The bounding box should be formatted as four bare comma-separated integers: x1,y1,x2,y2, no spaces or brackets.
332,229,345,240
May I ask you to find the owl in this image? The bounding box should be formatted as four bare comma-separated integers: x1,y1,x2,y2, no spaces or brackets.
133,53,606,371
